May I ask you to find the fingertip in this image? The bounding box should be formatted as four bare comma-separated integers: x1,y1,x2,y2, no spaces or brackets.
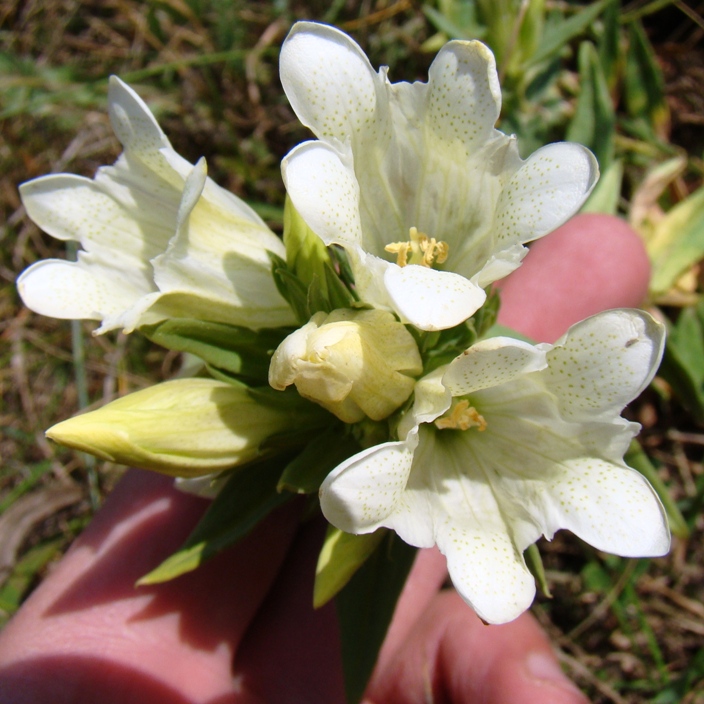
367,590,588,704
497,213,651,343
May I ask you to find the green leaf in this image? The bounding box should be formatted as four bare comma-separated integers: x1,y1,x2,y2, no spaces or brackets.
648,186,704,297
336,533,417,704
623,20,669,136
421,2,486,41
527,0,608,67
625,440,689,540
278,426,361,495
566,40,615,169
141,319,290,383
0,539,64,625
314,527,386,608
597,0,620,90
138,455,294,584
658,297,704,425
524,542,551,598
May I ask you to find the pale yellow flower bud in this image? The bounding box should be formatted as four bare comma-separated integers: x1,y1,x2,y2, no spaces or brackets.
269,309,423,423
47,378,320,477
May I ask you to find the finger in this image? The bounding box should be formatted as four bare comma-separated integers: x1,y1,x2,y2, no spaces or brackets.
365,590,588,704
497,213,651,342
0,469,301,703
233,516,345,703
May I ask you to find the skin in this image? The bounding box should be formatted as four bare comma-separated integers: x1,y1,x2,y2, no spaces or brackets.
0,213,650,703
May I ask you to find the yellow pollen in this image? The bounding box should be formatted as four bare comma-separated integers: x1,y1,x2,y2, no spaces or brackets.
434,400,487,432
385,227,450,268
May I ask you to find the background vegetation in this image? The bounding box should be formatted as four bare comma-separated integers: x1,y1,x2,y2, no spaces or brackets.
1,1,703,700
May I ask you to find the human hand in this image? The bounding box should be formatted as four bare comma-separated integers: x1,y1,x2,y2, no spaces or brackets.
0,213,649,703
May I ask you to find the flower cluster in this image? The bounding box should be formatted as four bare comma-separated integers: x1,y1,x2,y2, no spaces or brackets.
18,22,669,626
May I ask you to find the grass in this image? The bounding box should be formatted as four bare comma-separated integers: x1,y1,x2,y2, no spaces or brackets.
1,0,704,700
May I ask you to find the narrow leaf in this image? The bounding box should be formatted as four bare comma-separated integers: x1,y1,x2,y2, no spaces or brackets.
138,455,294,584
527,0,607,67
142,319,290,383
314,527,386,608
278,426,361,495
336,534,417,704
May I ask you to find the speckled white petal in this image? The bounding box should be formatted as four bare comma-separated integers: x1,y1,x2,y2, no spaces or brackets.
544,310,666,423
19,174,173,267
439,524,536,624
160,148,271,230
319,437,417,534
282,141,363,249
17,259,139,322
545,459,670,557
386,429,536,623
384,264,486,331
280,22,379,142
151,163,294,329
442,337,548,396
427,40,501,154
108,76,169,153
494,142,599,248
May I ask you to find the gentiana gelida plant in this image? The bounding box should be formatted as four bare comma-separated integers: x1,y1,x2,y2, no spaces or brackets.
17,19,670,699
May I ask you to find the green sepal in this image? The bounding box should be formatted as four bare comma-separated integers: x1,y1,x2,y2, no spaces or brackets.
278,426,361,495
625,440,689,540
283,195,331,299
325,261,358,309
268,250,311,324
336,533,417,704
314,527,386,608
141,318,291,384
524,542,551,598
137,454,295,585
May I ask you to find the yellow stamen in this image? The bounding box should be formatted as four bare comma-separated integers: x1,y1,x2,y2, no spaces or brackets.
434,400,487,431
385,227,450,268
384,241,411,267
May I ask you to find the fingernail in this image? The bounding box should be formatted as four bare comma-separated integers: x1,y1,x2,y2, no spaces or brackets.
526,652,589,701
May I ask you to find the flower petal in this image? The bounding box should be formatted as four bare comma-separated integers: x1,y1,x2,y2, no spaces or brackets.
282,141,363,249
17,259,141,322
387,428,536,623
319,437,417,534
442,336,549,396
545,459,670,557
493,142,599,249
544,309,666,423
19,173,174,265
426,40,501,154
152,159,294,329
280,22,379,143
439,525,536,624
383,264,486,331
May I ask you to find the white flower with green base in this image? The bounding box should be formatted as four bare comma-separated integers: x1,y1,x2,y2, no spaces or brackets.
280,22,599,331
319,309,670,624
17,77,294,334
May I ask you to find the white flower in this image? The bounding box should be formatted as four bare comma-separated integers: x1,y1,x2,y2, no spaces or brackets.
320,310,670,624
269,308,422,423
280,22,599,331
17,77,294,333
